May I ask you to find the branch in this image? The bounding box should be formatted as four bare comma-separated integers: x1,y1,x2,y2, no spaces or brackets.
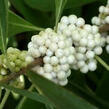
0,57,43,83
99,24,109,33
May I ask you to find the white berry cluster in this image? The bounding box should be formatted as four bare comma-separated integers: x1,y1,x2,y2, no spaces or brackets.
27,28,76,86
57,15,105,73
91,1,109,54
92,2,109,26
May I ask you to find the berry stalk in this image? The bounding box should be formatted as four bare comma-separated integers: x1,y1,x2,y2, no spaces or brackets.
95,56,109,71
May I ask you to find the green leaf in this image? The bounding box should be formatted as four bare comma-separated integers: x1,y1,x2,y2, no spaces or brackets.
55,0,67,31
24,0,54,12
65,0,97,9
0,83,53,107
67,79,109,109
16,85,45,109
0,0,8,53
96,71,109,102
8,10,44,37
24,0,97,12
10,0,51,27
27,71,98,109
16,98,45,109
95,52,109,103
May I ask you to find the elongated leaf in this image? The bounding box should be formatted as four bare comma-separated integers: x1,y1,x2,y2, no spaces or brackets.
27,71,98,109
67,80,109,109
16,85,46,109
24,0,97,12
8,10,44,37
16,98,45,109
94,51,109,102
96,71,109,102
55,0,67,30
0,0,8,53
0,83,53,107
10,0,51,27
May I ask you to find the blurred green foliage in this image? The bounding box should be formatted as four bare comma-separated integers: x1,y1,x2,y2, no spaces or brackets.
0,0,109,109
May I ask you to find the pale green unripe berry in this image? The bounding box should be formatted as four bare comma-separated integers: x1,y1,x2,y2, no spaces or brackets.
15,60,22,66
12,92,20,100
15,67,20,72
12,75,25,89
20,51,27,60
7,47,19,54
0,68,7,75
0,47,29,72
